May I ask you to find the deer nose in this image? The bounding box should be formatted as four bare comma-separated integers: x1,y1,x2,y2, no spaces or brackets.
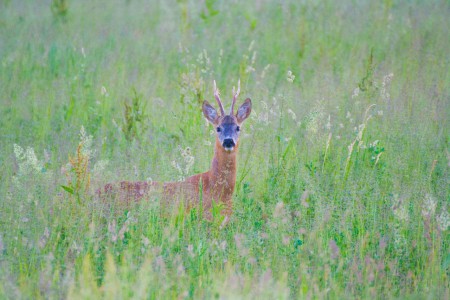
223,138,235,149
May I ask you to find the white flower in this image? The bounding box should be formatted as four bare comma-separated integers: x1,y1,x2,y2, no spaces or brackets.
436,210,450,231
421,194,436,218
101,86,108,96
79,126,95,158
352,87,360,99
287,109,297,121
286,70,295,83
381,73,394,101
392,195,409,222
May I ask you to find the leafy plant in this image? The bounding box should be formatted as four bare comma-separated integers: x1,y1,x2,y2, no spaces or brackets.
51,0,69,18
358,49,375,93
122,88,148,142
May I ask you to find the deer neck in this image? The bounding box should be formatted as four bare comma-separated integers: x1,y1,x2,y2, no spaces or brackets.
209,139,237,191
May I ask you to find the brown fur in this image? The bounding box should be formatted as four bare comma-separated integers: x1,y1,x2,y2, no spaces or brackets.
98,82,251,224
97,137,238,220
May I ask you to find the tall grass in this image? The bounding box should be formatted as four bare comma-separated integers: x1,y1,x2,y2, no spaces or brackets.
0,0,448,299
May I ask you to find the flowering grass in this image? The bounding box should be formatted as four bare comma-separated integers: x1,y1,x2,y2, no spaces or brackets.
0,1,449,299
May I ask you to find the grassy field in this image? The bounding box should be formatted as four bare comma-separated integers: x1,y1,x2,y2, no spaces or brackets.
0,0,449,299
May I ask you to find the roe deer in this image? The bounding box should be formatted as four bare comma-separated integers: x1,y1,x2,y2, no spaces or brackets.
98,80,252,223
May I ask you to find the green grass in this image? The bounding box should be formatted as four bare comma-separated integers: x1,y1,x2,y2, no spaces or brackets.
0,0,449,299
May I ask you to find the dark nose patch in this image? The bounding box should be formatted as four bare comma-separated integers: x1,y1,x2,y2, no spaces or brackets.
223,138,235,148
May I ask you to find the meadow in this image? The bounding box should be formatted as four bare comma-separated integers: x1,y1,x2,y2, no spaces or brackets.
0,0,449,299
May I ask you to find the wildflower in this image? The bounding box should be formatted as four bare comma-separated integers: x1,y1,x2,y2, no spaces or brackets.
392,201,409,222
352,87,360,98
305,111,321,135
381,73,394,101
26,147,42,171
172,146,195,181
92,160,108,176
286,70,295,83
79,126,95,158
287,108,297,121
436,209,449,231
391,194,409,222
369,140,379,148
14,144,45,177
14,144,24,159
421,194,436,218
101,86,108,97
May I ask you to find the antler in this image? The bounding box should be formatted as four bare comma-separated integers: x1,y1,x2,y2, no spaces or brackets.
213,80,225,116
230,79,240,115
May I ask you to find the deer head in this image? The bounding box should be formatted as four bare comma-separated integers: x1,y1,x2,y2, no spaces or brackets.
202,80,252,152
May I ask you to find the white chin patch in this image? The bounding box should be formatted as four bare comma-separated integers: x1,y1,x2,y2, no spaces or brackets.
224,147,234,152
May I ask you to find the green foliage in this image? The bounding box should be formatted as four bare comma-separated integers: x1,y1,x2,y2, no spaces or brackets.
51,0,69,18
358,49,375,93
0,0,449,299
122,88,148,142
200,0,219,21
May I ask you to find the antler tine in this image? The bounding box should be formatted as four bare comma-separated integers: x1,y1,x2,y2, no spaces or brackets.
230,79,240,115
213,80,225,116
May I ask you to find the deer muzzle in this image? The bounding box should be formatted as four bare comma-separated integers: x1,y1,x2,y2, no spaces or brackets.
222,138,235,151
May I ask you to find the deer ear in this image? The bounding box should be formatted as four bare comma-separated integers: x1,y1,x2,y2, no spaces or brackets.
202,100,219,124
236,98,252,124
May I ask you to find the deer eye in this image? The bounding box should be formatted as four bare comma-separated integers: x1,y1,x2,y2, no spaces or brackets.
216,127,221,132
236,126,240,132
